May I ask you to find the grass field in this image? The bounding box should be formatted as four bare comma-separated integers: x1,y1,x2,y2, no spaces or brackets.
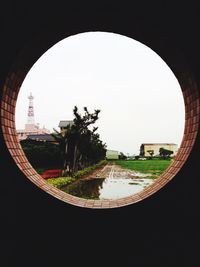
115,159,172,176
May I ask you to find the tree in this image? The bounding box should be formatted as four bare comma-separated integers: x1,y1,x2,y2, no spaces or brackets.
119,152,127,160
52,106,106,176
159,147,173,159
20,139,63,169
147,149,154,159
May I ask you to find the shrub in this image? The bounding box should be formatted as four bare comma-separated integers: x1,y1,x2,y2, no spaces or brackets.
46,177,75,188
20,140,63,168
73,160,107,179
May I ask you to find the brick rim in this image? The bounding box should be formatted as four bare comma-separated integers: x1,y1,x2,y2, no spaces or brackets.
1,42,199,209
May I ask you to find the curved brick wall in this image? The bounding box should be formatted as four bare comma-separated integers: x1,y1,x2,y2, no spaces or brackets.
1,36,199,209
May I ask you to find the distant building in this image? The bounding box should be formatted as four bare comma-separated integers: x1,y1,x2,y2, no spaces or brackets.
17,93,50,141
106,150,119,160
58,120,73,136
26,134,57,144
17,124,50,141
140,143,178,157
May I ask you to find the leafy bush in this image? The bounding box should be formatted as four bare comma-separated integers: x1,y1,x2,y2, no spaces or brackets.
73,160,107,179
46,160,107,188
20,140,63,168
46,177,75,188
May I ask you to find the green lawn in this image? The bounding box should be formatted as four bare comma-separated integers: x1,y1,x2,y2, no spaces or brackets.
115,159,172,176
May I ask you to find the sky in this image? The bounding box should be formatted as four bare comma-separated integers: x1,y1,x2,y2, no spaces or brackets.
15,31,185,155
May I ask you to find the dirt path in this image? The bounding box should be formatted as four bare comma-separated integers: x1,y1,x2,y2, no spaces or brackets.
81,162,145,180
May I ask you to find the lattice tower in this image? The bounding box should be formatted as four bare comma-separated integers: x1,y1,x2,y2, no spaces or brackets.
27,92,35,124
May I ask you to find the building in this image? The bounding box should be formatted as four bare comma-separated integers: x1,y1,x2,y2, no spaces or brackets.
58,120,73,136
140,143,178,157
106,150,119,160
17,124,51,141
17,93,50,141
26,134,57,144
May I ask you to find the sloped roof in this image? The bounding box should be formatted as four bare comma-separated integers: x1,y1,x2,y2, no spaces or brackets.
58,120,73,127
27,134,56,142
141,143,177,145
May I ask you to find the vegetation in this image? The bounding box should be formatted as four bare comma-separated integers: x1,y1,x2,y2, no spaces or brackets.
20,140,63,169
147,149,154,159
73,160,107,178
119,152,127,160
159,147,174,159
46,160,107,189
115,159,172,176
46,177,75,189
52,106,107,176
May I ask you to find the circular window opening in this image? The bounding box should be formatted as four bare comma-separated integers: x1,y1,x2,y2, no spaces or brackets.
1,31,199,208
16,31,185,201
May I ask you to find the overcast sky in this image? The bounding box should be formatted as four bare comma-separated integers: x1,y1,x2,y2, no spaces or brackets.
15,31,185,155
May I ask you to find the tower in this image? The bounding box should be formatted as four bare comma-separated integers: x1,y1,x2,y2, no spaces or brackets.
18,92,50,139
27,92,35,124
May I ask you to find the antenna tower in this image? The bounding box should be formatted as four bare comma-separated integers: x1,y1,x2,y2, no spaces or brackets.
27,92,35,124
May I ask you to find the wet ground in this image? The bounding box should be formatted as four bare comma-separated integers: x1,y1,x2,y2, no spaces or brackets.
61,163,155,200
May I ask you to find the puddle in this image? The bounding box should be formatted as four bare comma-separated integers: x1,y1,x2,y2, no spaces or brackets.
61,176,154,200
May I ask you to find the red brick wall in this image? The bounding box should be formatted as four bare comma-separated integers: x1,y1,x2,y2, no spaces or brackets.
1,64,199,209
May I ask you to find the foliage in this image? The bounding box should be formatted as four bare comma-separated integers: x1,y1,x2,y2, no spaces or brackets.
119,152,127,160
52,106,107,176
73,160,107,179
147,149,154,159
159,147,174,159
46,177,75,188
115,159,172,176
20,140,63,168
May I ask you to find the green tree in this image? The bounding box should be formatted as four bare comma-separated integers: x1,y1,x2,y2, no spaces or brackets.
52,106,106,176
159,147,173,159
20,139,63,169
147,149,154,159
119,152,127,160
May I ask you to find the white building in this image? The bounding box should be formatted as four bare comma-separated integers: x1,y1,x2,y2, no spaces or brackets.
106,150,119,160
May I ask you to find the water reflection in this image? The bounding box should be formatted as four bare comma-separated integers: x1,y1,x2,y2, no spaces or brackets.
61,176,154,200
62,178,105,200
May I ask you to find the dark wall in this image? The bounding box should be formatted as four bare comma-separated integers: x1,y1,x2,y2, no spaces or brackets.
1,2,200,266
